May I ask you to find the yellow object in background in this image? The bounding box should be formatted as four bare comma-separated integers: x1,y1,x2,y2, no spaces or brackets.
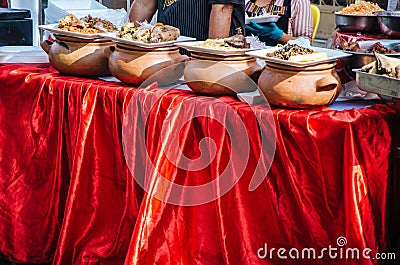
311,4,320,45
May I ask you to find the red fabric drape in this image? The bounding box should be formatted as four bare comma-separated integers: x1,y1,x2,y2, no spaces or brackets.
0,66,67,263
0,65,399,264
125,94,399,265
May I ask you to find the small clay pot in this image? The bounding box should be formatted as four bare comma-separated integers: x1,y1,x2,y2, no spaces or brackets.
184,52,262,96
258,63,341,109
106,44,188,86
40,35,112,76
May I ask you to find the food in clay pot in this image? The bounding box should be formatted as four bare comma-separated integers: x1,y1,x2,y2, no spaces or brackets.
41,36,113,76
58,14,117,34
194,28,250,50
258,63,341,108
117,22,180,43
264,44,328,62
256,44,340,108
106,22,188,86
39,14,117,76
183,30,262,96
184,53,262,96
106,44,188,86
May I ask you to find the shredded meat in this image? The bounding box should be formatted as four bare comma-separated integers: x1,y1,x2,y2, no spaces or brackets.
58,14,117,34
337,37,398,54
266,44,314,60
117,22,180,43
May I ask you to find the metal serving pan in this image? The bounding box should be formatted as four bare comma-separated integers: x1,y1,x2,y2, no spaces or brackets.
353,69,400,98
335,13,380,33
375,11,400,37
339,40,400,72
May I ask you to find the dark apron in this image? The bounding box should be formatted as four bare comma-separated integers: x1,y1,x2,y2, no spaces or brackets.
247,0,291,46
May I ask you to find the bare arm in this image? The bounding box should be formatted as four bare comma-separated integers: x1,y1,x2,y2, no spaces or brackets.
208,4,234,39
277,34,297,44
128,0,158,26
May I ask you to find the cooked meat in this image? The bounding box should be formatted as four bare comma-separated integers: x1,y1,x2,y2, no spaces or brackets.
58,14,79,27
266,44,314,60
117,22,180,43
149,23,180,43
224,34,250,49
57,14,117,34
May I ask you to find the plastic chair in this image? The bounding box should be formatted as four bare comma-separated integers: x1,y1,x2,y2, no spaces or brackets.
311,4,320,45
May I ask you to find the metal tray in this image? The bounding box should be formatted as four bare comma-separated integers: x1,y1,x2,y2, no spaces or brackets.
353,69,400,98
104,34,196,48
176,41,258,56
39,23,114,40
246,46,351,67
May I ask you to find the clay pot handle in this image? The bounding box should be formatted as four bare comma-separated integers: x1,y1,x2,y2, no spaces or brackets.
104,46,116,58
40,40,53,54
174,54,189,63
57,41,70,50
316,75,338,92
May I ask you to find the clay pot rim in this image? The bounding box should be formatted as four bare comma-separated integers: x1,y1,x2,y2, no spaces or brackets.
265,62,337,72
190,52,255,62
115,43,179,52
54,34,112,43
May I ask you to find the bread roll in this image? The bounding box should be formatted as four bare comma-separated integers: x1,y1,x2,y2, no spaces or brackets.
288,52,328,63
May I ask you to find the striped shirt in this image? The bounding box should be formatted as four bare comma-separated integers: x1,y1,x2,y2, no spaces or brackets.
246,0,312,39
157,0,245,41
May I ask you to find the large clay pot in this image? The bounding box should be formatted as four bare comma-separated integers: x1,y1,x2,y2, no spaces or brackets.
258,63,341,109
40,35,112,76
106,44,188,86
184,52,262,96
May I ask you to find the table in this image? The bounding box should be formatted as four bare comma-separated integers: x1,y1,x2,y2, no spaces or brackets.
0,65,399,264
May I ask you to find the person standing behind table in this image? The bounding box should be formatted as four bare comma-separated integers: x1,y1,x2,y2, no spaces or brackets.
128,0,245,41
244,0,312,46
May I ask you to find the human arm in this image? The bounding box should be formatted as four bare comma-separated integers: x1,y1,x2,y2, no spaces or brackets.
128,0,158,26
290,0,313,40
245,0,312,44
209,4,234,38
276,33,296,44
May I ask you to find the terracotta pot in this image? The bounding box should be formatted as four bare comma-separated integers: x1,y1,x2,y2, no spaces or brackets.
258,63,341,109
40,35,112,76
184,52,262,96
106,44,188,86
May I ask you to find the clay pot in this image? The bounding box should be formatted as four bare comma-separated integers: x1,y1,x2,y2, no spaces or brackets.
258,63,341,109
184,52,262,96
40,35,112,76
106,44,188,86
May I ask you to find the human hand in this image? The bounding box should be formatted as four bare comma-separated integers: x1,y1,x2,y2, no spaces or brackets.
245,21,283,40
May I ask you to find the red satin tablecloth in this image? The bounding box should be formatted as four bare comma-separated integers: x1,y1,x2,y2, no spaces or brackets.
0,65,399,265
